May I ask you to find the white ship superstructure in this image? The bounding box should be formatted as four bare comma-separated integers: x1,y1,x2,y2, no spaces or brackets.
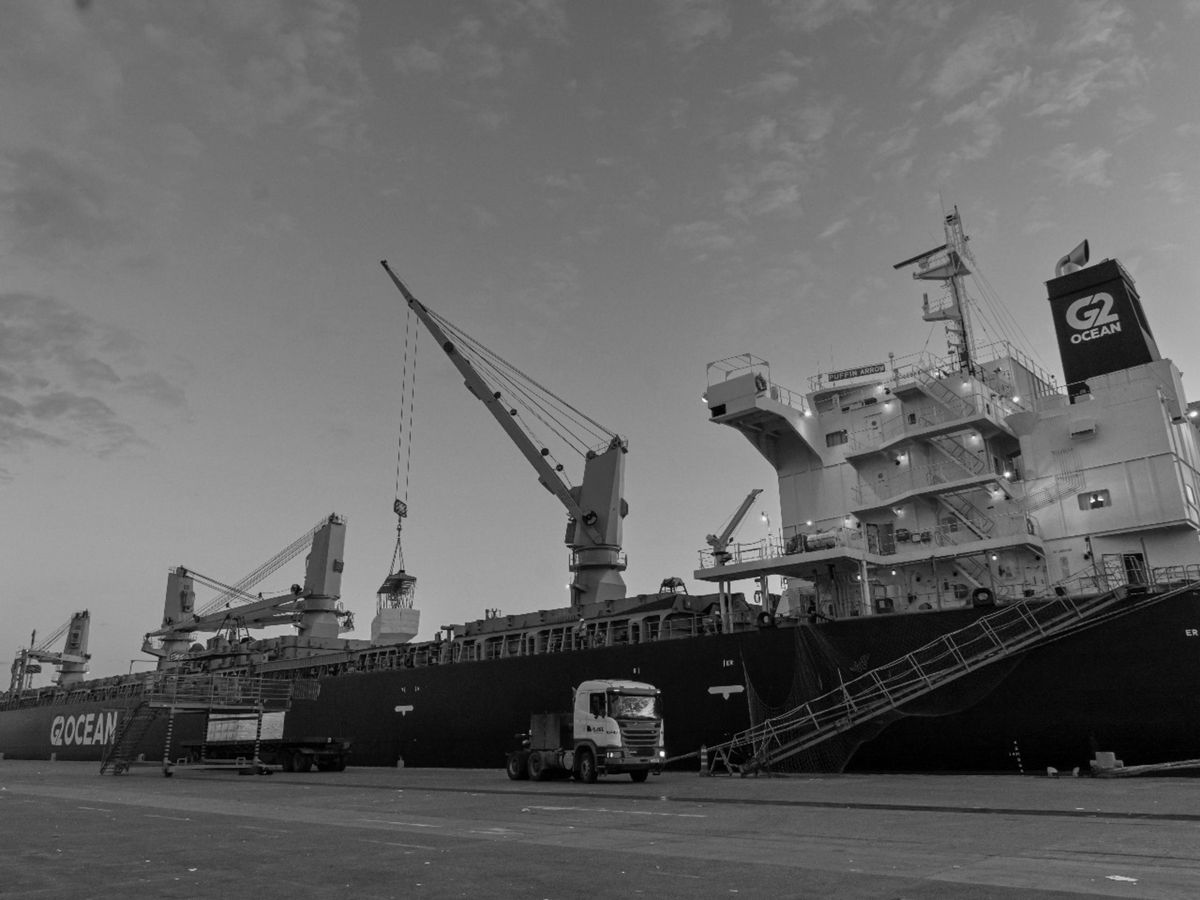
699,211,1200,622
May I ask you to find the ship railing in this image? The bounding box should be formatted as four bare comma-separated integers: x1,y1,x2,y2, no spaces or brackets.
929,513,1037,548
705,353,811,416
1152,563,1200,587
143,672,313,709
851,460,1000,507
884,342,1056,402
698,534,791,568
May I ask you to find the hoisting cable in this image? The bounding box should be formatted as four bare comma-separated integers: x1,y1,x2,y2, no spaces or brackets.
389,304,420,575
425,306,619,470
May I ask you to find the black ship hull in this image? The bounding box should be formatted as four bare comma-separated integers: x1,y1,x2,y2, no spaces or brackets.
5,589,1199,774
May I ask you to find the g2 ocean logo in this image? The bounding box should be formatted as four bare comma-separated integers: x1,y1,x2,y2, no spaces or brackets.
50,710,120,746
1065,292,1121,343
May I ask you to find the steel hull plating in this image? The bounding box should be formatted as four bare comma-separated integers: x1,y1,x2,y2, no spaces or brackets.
8,590,1196,772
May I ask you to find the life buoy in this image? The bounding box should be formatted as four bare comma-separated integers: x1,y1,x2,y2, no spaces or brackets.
756,611,776,628
972,587,995,606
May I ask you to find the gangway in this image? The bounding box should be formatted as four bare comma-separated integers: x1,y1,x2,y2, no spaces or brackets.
100,673,318,775
703,575,1200,776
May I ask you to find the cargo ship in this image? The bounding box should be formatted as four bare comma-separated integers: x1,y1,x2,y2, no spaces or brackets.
4,210,1199,774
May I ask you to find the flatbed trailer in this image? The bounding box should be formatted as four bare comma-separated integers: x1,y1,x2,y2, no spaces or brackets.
169,737,351,775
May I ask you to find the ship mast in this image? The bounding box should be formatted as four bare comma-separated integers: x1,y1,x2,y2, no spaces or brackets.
894,207,976,375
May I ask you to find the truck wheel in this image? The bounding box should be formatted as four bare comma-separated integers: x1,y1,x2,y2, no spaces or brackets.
281,753,295,773
333,755,347,772
506,752,529,781
293,751,313,773
629,769,649,783
527,751,549,782
577,748,598,784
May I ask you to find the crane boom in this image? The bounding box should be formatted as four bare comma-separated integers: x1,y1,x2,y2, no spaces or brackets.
381,261,600,541
143,515,351,664
380,261,627,607
706,489,763,565
8,610,90,695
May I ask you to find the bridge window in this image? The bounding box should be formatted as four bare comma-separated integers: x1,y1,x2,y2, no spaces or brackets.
825,430,848,447
1078,490,1111,510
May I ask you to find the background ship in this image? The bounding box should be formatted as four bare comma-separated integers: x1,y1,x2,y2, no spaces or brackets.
4,211,1199,774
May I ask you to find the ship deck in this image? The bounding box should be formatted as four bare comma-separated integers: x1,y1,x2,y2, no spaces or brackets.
3,759,1198,898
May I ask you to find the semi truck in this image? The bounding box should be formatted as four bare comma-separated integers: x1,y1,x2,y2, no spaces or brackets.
505,679,665,783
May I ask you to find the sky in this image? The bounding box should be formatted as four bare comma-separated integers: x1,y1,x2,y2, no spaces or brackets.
4,0,1200,683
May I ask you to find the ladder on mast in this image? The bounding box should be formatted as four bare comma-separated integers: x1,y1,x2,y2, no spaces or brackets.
704,578,1200,776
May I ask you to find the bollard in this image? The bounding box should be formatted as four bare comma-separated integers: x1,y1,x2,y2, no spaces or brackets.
699,744,709,776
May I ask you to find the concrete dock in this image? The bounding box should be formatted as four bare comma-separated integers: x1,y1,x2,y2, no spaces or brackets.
2,761,1199,898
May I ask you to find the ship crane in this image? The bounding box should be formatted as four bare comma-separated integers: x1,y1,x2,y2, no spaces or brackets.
142,514,351,666
705,488,764,566
8,611,90,695
381,261,628,608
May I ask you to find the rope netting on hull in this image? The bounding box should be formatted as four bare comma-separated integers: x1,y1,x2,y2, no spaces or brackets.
740,616,1020,774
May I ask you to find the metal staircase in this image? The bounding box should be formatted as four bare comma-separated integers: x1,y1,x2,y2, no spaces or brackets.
1024,449,1084,513
936,493,994,538
100,702,163,775
928,433,989,477
99,673,317,775
916,370,975,419
703,577,1199,776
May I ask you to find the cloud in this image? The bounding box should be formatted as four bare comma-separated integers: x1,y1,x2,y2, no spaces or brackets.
714,97,837,220
818,217,850,239
732,53,810,101
0,148,130,261
1149,172,1187,204
1026,2,1142,120
660,0,732,51
1051,0,1132,55
1044,143,1112,187
0,293,187,478
939,68,1030,162
486,0,569,43
928,13,1034,100
665,220,739,257
391,42,445,75
766,0,877,33
159,0,372,151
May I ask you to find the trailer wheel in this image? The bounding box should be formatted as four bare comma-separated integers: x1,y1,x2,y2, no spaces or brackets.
332,755,347,772
629,769,649,783
292,751,313,773
527,751,549,782
281,753,295,773
577,748,598,784
506,752,529,781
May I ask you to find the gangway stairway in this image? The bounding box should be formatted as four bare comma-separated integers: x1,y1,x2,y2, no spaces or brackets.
100,673,317,775
704,576,1200,776
100,702,165,775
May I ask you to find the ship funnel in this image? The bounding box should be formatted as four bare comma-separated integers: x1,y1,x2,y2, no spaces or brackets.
1055,240,1090,277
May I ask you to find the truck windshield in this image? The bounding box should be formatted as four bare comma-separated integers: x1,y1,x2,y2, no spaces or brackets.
608,693,659,719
